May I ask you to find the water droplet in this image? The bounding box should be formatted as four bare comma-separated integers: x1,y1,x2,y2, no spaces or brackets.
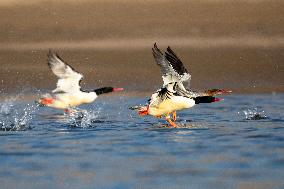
242,108,268,120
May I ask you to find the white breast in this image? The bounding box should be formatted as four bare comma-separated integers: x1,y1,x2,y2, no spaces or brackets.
148,96,195,116
49,91,97,109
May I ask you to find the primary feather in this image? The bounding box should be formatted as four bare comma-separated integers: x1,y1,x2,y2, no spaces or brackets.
152,43,191,91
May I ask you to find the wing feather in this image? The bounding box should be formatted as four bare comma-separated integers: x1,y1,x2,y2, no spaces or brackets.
47,50,83,94
152,43,175,76
165,46,191,88
165,46,188,76
152,43,191,89
152,43,179,86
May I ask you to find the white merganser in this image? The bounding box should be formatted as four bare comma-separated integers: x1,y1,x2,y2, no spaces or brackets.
37,50,123,111
137,43,231,127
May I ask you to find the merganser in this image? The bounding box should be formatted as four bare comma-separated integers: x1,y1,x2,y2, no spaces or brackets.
136,43,231,127
37,50,123,111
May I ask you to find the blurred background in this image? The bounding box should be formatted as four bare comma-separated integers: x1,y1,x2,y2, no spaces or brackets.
0,0,283,94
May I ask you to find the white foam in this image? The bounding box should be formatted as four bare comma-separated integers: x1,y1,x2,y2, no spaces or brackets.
64,107,101,128
0,95,40,131
239,108,268,120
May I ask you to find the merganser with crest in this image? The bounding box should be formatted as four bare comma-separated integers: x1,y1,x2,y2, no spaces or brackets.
37,50,123,111
134,43,231,127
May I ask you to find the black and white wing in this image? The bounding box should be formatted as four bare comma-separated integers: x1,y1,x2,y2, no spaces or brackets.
47,50,83,94
148,87,173,107
165,46,191,89
152,43,191,90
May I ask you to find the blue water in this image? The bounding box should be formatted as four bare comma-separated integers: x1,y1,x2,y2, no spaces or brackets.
0,94,284,189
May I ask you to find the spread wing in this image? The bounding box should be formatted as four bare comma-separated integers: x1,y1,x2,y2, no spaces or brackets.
47,50,83,94
152,43,191,90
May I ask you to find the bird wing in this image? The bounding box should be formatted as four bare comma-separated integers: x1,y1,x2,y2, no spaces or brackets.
148,87,172,107
152,43,191,90
47,50,83,94
165,46,191,89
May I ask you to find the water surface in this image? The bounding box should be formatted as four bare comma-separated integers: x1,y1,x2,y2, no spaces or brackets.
0,94,284,189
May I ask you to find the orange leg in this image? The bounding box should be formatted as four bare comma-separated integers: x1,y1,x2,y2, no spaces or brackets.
155,115,162,118
172,111,177,121
165,116,177,128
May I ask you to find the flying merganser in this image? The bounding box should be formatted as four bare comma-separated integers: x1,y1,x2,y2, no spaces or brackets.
136,43,231,127
37,50,123,111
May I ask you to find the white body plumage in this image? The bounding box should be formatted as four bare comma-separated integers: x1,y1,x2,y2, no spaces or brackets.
148,95,195,116
46,91,97,109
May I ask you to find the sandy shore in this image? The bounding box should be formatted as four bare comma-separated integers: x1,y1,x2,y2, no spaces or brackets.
0,0,283,94
1,47,283,94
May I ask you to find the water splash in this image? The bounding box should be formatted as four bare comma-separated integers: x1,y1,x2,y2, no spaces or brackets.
239,108,268,120
0,96,17,115
0,96,39,131
65,107,101,128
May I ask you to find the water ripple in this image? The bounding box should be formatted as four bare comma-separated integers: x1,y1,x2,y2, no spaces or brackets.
1,94,284,189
